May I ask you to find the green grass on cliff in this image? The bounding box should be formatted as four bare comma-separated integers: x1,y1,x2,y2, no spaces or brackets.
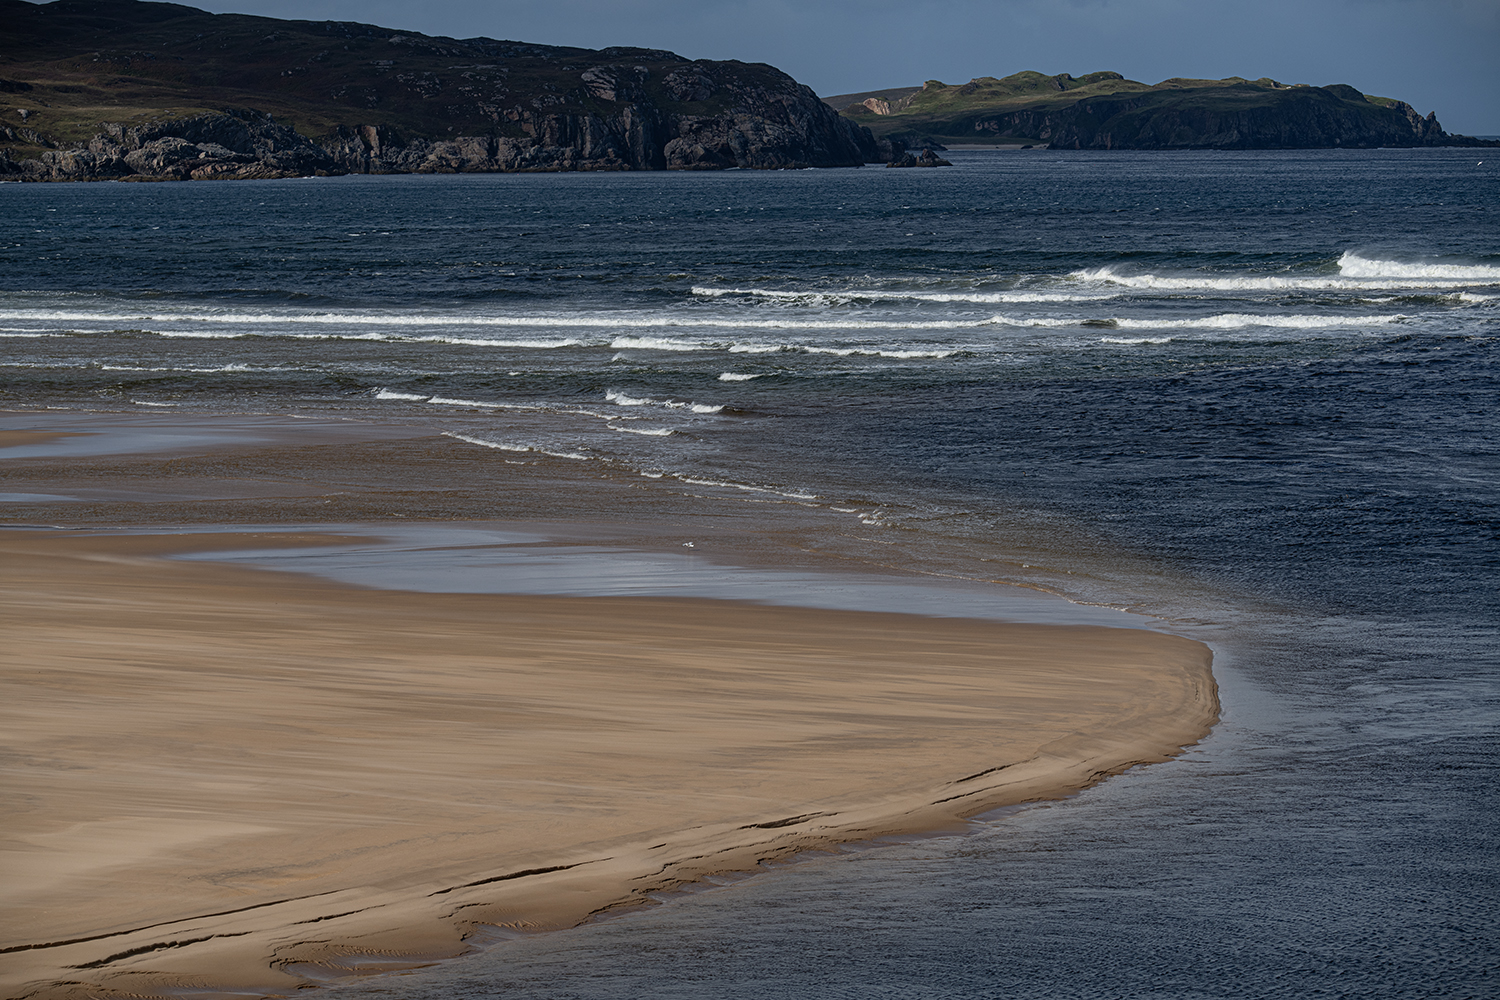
838,71,1398,145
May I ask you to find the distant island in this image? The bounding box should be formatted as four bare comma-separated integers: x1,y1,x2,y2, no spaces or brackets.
826,72,1496,150
1,2,1491,182
0,0,903,180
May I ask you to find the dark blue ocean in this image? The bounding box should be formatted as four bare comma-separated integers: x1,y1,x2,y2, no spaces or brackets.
2,149,1497,997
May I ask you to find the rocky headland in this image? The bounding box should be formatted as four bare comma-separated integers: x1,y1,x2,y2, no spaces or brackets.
0,0,902,181
828,71,1497,150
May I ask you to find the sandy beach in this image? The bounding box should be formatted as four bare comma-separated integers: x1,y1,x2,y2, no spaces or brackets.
1,413,1218,999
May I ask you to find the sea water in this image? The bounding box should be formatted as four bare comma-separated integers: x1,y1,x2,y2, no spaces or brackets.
1,150,1497,997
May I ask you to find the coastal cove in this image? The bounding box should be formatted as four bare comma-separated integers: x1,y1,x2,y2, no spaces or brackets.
2,149,1497,997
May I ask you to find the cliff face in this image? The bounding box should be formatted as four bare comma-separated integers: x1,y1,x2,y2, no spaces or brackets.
1043,87,1460,150
0,0,897,180
837,72,1494,150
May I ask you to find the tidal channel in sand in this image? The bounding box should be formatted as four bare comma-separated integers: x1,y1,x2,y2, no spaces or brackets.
0,411,1217,999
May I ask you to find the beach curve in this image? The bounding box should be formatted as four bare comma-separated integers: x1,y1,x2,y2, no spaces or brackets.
0,528,1217,999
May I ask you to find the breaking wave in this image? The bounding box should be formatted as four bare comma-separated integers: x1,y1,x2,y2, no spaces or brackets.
1335,252,1500,281
606,391,723,414
1073,253,1500,292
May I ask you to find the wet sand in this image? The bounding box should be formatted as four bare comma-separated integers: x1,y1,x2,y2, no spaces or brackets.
1,412,1218,999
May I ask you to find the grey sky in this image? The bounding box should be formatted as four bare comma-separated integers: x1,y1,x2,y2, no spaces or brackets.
189,0,1499,133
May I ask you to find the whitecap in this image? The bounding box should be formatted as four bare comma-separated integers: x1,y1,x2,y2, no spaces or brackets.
718,373,762,381
1337,252,1500,281
610,335,709,351
375,389,428,401
606,391,653,406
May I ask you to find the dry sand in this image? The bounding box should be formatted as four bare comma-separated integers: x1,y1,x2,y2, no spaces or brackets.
0,528,1217,999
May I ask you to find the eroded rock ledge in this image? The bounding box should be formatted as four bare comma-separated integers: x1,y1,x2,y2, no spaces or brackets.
3,96,909,181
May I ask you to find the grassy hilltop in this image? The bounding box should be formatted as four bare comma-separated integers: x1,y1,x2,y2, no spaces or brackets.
828,71,1489,149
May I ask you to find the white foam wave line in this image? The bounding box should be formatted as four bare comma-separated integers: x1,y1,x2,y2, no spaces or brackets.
441,432,591,461
132,400,178,407
1101,336,1172,345
1117,313,1403,330
570,408,640,420
426,396,588,415
150,330,249,340
0,309,982,332
718,372,762,381
690,285,1121,305
1073,253,1500,292
429,396,505,408
98,363,267,373
44,311,1402,345
0,309,611,329
0,312,1012,338
245,332,584,348
411,394,632,421
987,313,1404,331
673,475,818,501
726,343,957,357
1073,271,1482,292
801,346,957,358
610,425,674,436
1359,291,1495,304
611,319,994,334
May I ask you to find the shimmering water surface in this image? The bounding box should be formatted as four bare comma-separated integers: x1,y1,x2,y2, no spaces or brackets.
2,150,1497,996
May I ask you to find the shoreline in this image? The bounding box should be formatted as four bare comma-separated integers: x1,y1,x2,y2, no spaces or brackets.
2,410,1218,998
1,527,1217,999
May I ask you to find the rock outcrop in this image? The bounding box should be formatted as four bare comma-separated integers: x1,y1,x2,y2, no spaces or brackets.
887,149,952,167
4,110,338,181
0,1,901,180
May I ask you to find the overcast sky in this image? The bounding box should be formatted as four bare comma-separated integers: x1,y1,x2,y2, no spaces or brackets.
189,0,1499,133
